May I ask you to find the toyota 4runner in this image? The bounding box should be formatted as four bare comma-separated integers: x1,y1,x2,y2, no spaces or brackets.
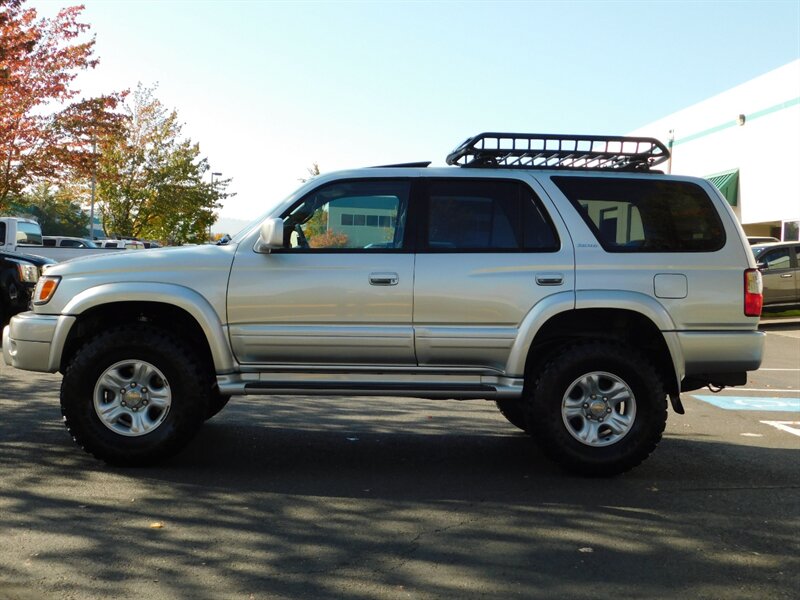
1,133,765,475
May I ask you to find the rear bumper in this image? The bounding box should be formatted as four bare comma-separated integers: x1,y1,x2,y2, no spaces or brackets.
678,329,765,381
2,312,74,373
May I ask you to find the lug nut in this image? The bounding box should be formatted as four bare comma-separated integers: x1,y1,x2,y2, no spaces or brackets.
598,417,604,422
121,401,127,406
142,388,148,394
120,389,126,394
607,408,612,413
583,403,589,409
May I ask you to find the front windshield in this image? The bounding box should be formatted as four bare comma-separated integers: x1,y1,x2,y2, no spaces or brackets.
227,178,327,244
752,246,770,259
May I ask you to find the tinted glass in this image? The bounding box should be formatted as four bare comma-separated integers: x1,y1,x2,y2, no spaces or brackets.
761,248,791,269
554,177,725,252
425,180,558,251
283,180,410,250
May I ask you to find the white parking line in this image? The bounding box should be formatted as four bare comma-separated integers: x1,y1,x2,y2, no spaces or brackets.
761,421,800,437
721,388,799,394
758,368,800,371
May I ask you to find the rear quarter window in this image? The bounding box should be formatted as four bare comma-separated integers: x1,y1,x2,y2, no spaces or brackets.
553,177,725,252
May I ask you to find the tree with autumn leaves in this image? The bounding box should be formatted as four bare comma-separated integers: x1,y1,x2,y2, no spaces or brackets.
0,0,230,243
0,1,120,205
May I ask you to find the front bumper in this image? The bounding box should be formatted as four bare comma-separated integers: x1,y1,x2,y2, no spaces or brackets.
2,312,74,373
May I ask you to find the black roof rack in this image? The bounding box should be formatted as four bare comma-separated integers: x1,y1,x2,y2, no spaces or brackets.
446,132,669,172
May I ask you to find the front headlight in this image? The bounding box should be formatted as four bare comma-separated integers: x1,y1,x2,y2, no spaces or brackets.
33,275,61,305
9,259,40,283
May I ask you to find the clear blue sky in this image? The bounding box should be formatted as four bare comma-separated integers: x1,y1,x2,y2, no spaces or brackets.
33,0,800,226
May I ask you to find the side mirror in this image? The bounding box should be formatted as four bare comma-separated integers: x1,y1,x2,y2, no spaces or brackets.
255,217,284,253
757,262,766,271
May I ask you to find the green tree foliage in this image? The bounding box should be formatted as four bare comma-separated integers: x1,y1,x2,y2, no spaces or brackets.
96,84,230,244
18,181,89,236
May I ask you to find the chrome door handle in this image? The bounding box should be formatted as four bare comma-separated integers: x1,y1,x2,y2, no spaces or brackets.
780,273,793,278
536,273,564,286
369,272,399,286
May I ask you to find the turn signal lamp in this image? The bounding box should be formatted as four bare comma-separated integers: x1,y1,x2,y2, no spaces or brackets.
34,276,61,305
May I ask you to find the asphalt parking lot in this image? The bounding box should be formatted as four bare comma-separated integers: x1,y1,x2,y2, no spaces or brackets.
0,325,798,600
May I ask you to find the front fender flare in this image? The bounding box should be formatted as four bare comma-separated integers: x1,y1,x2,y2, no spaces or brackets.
58,282,236,374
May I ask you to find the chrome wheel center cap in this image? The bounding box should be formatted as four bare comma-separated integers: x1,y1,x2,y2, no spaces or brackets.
588,400,607,417
127,390,142,402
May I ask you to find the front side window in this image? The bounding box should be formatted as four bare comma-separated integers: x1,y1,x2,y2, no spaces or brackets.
424,179,558,251
759,248,791,270
554,177,725,252
283,180,410,250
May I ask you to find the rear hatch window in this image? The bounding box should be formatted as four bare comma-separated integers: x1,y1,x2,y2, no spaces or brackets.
553,177,725,252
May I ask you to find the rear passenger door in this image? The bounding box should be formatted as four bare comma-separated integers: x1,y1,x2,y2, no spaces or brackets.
412,177,574,371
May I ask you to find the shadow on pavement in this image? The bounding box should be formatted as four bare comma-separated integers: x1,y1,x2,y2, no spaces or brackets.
1,385,798,599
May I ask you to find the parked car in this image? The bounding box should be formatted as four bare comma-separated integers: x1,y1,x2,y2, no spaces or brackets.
99,239,146,250
0,249,54,324
747,236,780,245
752,241,800,310
43,236,99,249
2,132,765,476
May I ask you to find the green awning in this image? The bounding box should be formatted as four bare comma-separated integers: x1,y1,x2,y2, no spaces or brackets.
706,169,739,206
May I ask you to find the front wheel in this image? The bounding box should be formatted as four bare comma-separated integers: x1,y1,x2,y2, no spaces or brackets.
495,399,529,433
61,324,212,466
527,341,667,476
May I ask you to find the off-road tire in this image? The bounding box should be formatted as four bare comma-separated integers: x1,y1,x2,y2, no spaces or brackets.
495,399,529,433
205,391,231,421
61,324,212,466
526,341,667,476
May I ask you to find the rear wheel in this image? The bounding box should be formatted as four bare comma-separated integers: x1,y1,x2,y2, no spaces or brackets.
61,324,211,466
526,341,667,476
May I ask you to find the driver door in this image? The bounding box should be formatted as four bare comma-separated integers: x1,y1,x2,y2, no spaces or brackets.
227,178,416,365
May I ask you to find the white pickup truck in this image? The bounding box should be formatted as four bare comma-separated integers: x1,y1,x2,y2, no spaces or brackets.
0,216,125,262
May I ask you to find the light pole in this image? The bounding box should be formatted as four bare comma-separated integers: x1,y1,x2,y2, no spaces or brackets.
209,171,222,241
89,138,97,238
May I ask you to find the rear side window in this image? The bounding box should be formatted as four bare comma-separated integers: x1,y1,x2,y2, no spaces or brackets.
424,179,558,251
553,177,725,252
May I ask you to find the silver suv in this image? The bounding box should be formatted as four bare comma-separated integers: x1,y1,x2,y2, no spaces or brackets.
2,133,765,475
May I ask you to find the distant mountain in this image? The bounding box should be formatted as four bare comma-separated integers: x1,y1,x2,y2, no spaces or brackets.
212,216,251,236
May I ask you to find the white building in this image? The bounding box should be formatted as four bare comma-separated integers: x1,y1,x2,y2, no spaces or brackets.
630,59,800,241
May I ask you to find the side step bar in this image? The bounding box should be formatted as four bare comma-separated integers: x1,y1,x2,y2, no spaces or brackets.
218,374,524,400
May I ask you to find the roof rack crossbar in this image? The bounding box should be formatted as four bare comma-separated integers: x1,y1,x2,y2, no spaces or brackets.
446,132,669,171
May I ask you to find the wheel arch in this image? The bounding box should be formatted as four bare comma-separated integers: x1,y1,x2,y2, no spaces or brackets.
511,301,682,397
57,283,235,375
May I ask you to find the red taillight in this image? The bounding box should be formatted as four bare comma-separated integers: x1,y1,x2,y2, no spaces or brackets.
744,268,763,317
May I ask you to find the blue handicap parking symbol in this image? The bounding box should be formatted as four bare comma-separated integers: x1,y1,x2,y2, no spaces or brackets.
692,395,800,412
